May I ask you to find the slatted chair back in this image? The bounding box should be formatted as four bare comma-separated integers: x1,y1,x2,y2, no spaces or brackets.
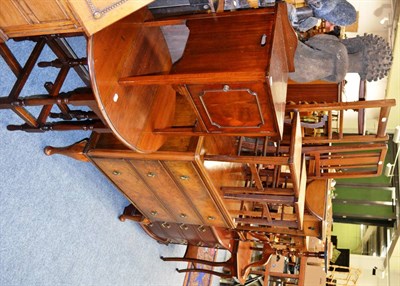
285,99,396,144
304,143,388,179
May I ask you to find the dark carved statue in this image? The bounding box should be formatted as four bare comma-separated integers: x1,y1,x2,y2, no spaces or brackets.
288,0,357,32
289,34,393,83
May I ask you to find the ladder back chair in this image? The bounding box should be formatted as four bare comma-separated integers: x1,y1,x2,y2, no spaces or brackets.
207,112,307,232
285,99,396,144
304,142,388,179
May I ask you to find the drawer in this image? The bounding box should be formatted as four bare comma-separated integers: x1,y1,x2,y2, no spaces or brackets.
146,222,220,248
164,161,225,227
92,158,174,222
129,160,203,225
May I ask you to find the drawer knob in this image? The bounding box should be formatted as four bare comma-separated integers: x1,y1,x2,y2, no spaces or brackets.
180,213,187,218
198,225,207,233
179,223,189,230
150,210,158,216
180,175,189,180
223,85,230,92
147,172,156,177
112,170,121,175
161,222,171,229
207,216,216,221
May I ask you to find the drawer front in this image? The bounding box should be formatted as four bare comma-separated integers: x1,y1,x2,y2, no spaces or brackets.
92,158,174,222
129,160,203,225
146,222,219,248
164,161,225,227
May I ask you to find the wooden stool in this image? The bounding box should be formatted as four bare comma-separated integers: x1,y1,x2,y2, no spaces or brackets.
0,35,108,133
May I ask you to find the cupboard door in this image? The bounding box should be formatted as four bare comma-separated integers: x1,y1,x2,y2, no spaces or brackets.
129,160,203,225
92,158,174,223
164,161,226,227
186,82,278,136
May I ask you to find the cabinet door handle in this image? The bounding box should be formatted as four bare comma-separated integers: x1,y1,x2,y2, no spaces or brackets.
260,34,267,47
197,225,207,233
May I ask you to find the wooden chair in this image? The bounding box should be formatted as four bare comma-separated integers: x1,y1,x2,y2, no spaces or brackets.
0,35,108,132
304,142,388,179
285,99,396,144
206,112,307,232
161,236,275,285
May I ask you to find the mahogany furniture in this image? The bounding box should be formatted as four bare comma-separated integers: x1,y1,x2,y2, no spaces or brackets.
219,112,307,231
89,4,297,153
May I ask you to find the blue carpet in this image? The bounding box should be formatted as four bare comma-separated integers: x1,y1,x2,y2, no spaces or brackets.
0,38,186,286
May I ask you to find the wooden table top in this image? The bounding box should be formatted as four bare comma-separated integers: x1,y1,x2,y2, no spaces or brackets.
88,8,175,153
305,179,329,220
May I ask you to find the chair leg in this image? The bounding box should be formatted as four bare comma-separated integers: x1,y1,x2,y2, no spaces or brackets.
175,267,232,279
161,256,232,267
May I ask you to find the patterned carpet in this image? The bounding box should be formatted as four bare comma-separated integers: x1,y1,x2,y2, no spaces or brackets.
183,247,218,286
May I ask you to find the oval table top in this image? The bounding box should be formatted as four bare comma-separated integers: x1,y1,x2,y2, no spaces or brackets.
305,179,329,220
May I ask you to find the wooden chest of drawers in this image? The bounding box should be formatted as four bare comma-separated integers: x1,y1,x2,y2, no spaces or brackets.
85,133,242,229
92,157,226,227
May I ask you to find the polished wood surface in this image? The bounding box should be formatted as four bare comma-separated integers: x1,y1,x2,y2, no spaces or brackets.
119,3,297,139
88,8,175,153
305,179,328,220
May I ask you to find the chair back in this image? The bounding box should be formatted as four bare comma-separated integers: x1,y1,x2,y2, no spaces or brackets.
304,143,387,179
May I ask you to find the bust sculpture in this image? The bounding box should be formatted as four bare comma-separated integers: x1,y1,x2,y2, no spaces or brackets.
289,34,393,83
288,0,357,32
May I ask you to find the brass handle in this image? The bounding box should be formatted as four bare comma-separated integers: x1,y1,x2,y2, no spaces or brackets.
112,170,121,175
179,213,187,218
179,223,188,230
207,216,216,221
197,225,207,233
150,210,158,217
180,175,189,180
147,172,156,177
161,222,171,229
